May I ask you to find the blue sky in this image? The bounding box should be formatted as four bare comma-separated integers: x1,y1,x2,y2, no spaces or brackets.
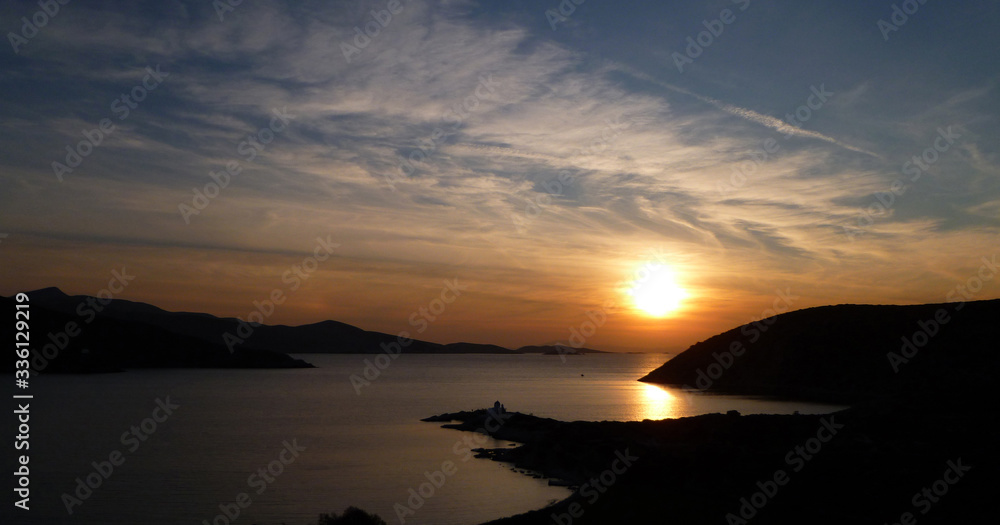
1,0,998,351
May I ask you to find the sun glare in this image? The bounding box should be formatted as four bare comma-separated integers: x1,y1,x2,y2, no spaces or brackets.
636,382,681,420
627,262,688,318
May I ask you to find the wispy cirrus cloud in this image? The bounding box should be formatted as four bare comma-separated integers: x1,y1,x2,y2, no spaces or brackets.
606,62,881,158
1,0,998,351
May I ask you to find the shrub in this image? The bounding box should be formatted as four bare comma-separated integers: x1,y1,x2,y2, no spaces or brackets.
317,506,388,525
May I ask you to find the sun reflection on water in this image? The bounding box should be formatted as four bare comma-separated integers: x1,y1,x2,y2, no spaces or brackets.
633,382,687,420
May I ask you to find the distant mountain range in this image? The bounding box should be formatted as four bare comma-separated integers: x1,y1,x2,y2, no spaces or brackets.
2,288,601,373
640,299,1000,403
515,345,609,355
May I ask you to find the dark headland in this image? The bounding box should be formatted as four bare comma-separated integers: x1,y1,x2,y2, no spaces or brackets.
422,299,999,524
2,288,314,372
639,300,1000,404
1,288,591,373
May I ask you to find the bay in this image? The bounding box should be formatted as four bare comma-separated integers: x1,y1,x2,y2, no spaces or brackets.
18,353,844,525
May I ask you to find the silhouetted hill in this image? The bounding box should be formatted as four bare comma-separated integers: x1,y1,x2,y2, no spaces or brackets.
443,342,519,354
639,299,1000,403
5,288,521,375
515,345,608,355
1,292,312,373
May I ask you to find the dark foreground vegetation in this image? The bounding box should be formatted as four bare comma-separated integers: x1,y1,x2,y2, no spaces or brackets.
425,391,996,524
316,506,388,525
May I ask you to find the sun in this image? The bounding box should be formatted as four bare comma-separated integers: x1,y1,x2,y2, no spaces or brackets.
627,262,687,318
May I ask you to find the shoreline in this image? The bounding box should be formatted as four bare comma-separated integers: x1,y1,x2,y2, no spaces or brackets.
425,386,996,524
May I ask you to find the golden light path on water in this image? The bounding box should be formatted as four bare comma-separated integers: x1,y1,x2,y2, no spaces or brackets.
631,382,688,420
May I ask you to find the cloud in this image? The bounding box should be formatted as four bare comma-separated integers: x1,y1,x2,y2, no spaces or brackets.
606,63,881,158
2,0,999,350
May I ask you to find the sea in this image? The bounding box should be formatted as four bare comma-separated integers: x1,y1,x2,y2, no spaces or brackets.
12,353,845,525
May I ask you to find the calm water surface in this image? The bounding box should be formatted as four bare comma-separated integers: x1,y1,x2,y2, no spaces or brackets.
19,354,844,525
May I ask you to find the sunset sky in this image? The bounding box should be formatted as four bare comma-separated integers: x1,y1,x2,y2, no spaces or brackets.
1,0,998,352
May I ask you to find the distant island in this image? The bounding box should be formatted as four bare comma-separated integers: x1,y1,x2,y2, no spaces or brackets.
515,345,608,355
1,288,608,374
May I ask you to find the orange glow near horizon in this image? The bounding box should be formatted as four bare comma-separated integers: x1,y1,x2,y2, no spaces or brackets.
626,261,689,318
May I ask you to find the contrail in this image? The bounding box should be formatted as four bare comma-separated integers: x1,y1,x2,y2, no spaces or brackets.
455,143,580,164
608,63,881,159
